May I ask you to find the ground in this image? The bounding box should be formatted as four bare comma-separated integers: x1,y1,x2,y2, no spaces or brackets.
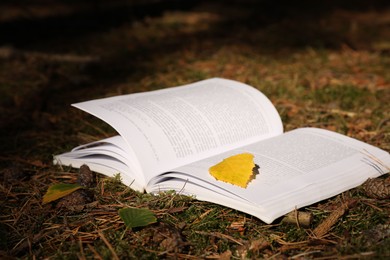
0,0,390,259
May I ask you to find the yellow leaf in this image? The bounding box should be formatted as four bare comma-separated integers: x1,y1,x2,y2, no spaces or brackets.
42,183,82,204
209,153,256,188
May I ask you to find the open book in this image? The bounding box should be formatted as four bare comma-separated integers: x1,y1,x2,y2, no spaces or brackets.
54,78,390,224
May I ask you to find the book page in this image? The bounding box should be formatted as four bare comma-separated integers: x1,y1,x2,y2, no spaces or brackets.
73,78,283,180
53,135,146,191
149,128,390,223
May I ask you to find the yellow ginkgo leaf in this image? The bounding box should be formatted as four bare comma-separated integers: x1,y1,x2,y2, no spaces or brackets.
209,153,256,188
42,183,82,204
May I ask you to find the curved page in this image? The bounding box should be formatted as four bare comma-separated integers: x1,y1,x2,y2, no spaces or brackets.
73,78,283,181
54,135,146,191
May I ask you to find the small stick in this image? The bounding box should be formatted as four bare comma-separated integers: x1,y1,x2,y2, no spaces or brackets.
312,199,356,238
98,231,120,260
87,244,103,260
282,211,313,228
195,231,243,245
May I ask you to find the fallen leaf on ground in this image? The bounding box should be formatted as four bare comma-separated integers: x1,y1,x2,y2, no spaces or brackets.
43,183,82,204
42,183,82,204
119,207,157,229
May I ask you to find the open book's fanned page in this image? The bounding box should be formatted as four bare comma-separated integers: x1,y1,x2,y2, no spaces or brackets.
64,78,283,184
54,135,145,192
147,128,390,223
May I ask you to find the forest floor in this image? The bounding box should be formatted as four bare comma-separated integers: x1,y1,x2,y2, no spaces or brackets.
1,0,390,258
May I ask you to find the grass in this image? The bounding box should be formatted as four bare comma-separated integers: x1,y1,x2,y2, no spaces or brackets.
1,0,390,258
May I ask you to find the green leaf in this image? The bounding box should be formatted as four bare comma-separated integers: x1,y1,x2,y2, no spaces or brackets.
42,183,82,204
118,207,157,229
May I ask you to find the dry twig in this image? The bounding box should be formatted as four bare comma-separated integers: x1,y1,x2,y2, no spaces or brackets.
282,210,313,228
312,199,357,238
98,231,120,260
195,231,244,245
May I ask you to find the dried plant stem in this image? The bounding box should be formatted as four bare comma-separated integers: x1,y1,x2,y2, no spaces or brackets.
282,210,313,228
98,231,120,260
313,199,357,238
195,231,243,245
87,244,103,260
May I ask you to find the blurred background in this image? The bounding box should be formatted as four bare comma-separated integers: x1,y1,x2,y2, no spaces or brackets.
1,0,389,163
1,1,390,258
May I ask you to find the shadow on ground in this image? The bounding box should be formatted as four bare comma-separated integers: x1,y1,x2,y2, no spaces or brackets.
1,0,389,157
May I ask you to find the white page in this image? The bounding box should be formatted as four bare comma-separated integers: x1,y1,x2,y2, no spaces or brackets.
53,152,144,192
54,135,147,187
149,128,390,223
73,78,283,181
